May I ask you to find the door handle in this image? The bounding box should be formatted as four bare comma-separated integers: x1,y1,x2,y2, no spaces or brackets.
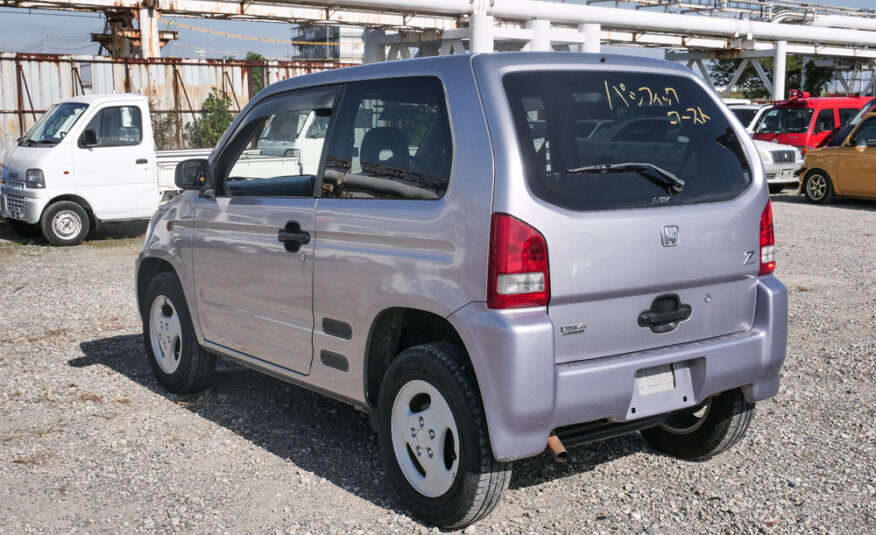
136,158,148,164
278,221,310,253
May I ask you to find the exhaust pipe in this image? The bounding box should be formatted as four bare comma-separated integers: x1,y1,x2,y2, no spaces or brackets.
547,432,568,462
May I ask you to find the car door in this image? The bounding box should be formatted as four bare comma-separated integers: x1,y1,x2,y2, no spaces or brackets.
837,117,876,197
191,85,339,374
71,103,153,219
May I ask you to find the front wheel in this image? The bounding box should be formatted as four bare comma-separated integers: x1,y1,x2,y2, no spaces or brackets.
142,272,215,393
803,170,835,204
376,343,511,529
641,389,754,461
40,200,90,246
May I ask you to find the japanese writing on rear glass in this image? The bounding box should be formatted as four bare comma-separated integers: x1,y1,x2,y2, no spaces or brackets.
603,81,711,126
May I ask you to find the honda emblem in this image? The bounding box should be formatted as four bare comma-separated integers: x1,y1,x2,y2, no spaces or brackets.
660,225,679,247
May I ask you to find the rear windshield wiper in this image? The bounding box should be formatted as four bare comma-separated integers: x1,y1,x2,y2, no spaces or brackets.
565,162,685,195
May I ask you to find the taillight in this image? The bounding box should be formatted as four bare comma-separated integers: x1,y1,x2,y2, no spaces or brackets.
487,213,550,309
759,200,776,276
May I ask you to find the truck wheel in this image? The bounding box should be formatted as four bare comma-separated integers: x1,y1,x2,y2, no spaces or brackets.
768,184,785,194
376,343,511,529
803,170,835,204
40,201,90,246
7,219,41,238
641,389,754,461
142,271,215,393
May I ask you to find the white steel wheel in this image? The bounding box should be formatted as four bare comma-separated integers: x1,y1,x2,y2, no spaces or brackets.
52,210,82,240
149,295,183,374
390,379,460,497
657,400,712,435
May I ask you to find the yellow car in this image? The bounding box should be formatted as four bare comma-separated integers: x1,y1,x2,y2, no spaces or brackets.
798,112,876,203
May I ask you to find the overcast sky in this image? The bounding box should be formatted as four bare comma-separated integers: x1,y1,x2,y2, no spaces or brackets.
0,0,873,59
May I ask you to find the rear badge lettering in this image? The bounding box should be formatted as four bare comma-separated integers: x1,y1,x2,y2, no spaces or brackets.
560,323,587,336
743,251,756,265
660,225,679,247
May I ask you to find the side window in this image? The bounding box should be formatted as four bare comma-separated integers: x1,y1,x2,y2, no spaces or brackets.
83,106,142,147
322,76,452,200
220,86,338,198
838,108,858,126
851,119,876,146
814,109,836,133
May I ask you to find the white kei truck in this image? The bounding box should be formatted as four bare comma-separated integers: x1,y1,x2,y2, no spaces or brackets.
0,94,212,245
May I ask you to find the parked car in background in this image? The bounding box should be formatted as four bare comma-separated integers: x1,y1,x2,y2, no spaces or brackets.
726,102,803,193
816,97,876,149
753,139,804,193
728,102,772,133
753,90,870,155
136,52,787,528
0,95,211,245
797,112,876,204
255,108,330,174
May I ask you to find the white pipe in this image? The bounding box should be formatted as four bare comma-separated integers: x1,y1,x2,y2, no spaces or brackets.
527,19,551,51
470,15,494,53
811,15,876,32
773,40,787,101
578,23,600,53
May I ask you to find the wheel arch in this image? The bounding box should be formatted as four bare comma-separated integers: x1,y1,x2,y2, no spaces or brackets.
363,307,466,408
136,256,178,317
42,194,98,231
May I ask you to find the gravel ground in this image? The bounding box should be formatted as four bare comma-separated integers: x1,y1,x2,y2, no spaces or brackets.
0,194,874,535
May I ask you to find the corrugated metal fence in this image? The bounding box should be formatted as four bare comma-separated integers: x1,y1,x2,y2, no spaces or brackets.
0,53,348,155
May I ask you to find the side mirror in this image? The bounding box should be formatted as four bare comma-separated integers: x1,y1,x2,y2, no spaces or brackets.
175,159,210,190
79,128,98,148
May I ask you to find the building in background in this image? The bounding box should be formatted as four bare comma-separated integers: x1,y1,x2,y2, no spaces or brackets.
290,24,364,64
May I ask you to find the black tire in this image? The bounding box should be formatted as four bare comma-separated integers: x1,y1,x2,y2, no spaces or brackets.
803,169,835,204
376,343,511,529
40,200,90,246
7,219,41,238
641,388,754,461
768,184,785,194
141,271,215,393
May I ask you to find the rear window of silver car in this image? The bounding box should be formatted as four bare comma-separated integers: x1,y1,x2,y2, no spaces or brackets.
503,71,752,211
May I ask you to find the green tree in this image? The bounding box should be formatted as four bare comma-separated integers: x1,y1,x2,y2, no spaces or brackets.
709,56,834,99
246,51,267,95
186,89,235,149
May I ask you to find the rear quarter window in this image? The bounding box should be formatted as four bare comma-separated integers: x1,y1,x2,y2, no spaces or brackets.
503,71,752,211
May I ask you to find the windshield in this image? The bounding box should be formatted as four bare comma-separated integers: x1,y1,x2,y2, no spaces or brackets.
848,98,876,127
21,102,88,146
503,71,752,211
731,108,757,127
754,107,813,134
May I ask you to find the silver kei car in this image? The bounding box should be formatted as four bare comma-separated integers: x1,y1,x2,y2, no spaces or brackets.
136,52,788,528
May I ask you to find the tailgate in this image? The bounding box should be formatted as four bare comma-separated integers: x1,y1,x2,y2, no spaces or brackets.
544,202,760,364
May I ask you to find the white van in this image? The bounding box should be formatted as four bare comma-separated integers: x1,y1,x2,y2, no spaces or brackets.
0,94,212,245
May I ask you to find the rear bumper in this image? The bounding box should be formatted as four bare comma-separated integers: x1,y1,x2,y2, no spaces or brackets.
450,276,788,462
0,182,47,224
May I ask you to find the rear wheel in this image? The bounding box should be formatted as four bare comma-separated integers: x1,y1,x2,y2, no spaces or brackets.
376,343,511,529
641,389,754,461
803,170,835,204
142,272,215,393
40,201,90,246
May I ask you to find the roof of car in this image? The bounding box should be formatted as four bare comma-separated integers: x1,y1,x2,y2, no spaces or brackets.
60,93,147,105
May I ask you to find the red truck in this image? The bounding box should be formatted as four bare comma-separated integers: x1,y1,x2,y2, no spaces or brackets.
753,90,870,155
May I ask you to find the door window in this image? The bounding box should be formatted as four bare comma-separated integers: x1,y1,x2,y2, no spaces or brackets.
814,109,836,133
83,106,142,147
322,76,452,200
838,108,858,126
851,119,876,147
219,86,338,197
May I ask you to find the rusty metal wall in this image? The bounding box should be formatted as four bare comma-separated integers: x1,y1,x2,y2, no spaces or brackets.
0,53,348,154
